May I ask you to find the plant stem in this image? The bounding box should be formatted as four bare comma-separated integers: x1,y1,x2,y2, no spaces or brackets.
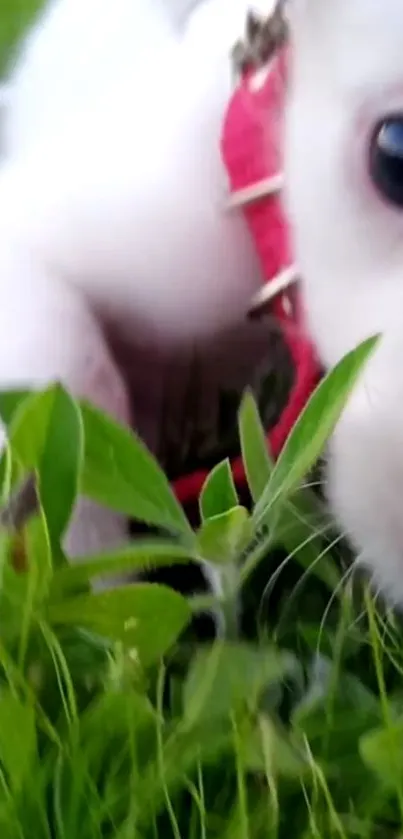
221,595,239,640
220,564,240,640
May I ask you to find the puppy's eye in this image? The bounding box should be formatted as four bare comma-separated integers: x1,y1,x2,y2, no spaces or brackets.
369,116,403,207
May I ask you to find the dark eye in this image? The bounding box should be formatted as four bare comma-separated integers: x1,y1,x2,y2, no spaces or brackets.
369,116,403,207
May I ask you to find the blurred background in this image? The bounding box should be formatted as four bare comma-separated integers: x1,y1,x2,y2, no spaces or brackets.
0,0,207,78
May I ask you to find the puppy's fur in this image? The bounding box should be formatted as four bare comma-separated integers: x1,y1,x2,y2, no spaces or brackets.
285,0,403,600
0,0,268,560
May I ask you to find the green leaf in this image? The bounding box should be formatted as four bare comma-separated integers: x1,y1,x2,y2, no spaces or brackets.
50,539,197,598
47,583,192,665
359,721,403,788
0,691,37,793
0,389,31,427
80,401,193,541
254,335,380,523
199,459,238,520
0,504,51,649
0,0,43,76
183,642,299,726
0,388,192,541
238,389,273,503
6,385,83,547
76,689,156,776
238,714,310,778
79,688,155,742
23,506,52,596
35,388,82,547
196,507,251,564
0,532,25,643
7,506,53,614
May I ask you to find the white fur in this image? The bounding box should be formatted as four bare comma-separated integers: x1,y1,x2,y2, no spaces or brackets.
0,230,132,557
0,0,265,560
285,0,403,599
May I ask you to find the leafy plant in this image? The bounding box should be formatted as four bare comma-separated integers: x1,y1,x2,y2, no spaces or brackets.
0,335,394,839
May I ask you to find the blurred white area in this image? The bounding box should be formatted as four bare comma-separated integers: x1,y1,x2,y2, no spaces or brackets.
168,0,202,25
169,0,275,25
0,0,276,150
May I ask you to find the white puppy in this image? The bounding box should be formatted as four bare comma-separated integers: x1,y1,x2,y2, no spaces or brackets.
285,0,403,600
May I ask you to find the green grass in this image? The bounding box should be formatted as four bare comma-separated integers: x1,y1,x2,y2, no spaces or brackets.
0,339,398,838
